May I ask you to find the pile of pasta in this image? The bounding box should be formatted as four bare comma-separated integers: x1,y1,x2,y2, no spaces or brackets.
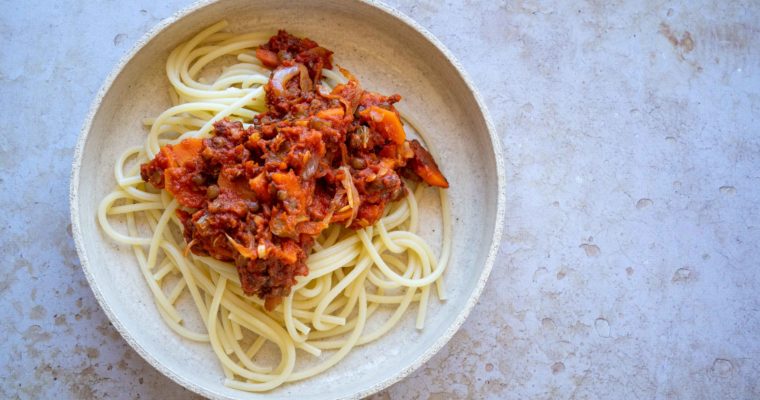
98,20,451,391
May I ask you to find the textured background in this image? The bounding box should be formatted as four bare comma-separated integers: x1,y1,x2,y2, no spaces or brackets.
2,0,759,398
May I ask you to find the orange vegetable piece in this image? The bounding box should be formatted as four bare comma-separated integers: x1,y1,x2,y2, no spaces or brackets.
255,48,279,68
409,139,449,188
316,107,344,120
359,106,405,145
248,172,271,202
161,138,206,208
167,138,204,167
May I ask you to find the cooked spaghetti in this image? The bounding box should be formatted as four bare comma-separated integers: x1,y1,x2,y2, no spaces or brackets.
98,21,451,391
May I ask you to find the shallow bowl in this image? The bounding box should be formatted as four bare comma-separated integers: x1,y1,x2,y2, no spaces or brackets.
70,0,505,398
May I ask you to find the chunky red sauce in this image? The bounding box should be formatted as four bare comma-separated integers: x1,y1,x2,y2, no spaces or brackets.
141,31,448,310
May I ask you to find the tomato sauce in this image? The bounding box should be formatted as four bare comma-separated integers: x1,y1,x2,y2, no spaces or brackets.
141,31,448,310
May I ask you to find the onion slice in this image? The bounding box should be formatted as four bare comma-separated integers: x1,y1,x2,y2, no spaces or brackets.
298,63,313,93
270,65,300,96
270,63,312,96
226,234,257,259
339,166,361,227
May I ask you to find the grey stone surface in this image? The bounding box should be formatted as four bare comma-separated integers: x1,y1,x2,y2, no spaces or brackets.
2,0,758,399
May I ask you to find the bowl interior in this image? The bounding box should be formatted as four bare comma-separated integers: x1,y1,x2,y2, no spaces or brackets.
73,1,501,398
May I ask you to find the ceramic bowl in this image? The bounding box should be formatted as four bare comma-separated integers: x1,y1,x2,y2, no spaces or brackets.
70,0,505,398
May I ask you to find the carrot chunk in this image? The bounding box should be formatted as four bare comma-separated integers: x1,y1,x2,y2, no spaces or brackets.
359,106,406,145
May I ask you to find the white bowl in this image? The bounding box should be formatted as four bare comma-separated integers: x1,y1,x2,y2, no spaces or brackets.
70,0,505,398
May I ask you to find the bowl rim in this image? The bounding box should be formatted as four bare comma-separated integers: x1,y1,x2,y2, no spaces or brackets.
69,0,506,398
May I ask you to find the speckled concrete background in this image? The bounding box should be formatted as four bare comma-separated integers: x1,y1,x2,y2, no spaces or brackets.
2,0,759,399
